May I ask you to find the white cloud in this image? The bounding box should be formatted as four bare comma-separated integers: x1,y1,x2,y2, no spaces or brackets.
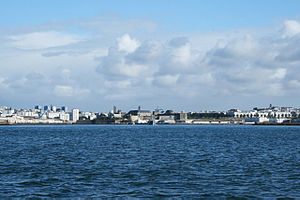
0,77,9,89
3,17,300,110
61,69,71,80
267,83,284,96
53,85,90,97
171,43,194,65
208,34,261,66
282,20,300,38
53,85,74,97
288,80,300,88
9,31,82,50
104,80,131,89
270,68,286,79
178,73,215,86
154,74,179,87
95,26,300,102
119,62,149,77
117,34,140,53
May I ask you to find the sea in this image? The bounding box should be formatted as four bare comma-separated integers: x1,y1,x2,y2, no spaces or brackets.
0,125,299,199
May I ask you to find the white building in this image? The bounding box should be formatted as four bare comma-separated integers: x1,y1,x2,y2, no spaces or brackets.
59,113,70,121
0,106,7,111
231,109,294,119
80,112,96,120
0,109,15,117
269,118,290,123
47,112,60,119
245,117,269,124
51,106,57,112
71,108,79,122
17,110,39,118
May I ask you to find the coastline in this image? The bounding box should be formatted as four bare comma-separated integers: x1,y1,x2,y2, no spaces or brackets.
2,122,300,126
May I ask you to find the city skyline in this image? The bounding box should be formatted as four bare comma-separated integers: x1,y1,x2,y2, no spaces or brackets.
1,1,300,111
1,102,299,114
1,103,300,125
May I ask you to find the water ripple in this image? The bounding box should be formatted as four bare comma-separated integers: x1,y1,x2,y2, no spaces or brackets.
0,125,299,198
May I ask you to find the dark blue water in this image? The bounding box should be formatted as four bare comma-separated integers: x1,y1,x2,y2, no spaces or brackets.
0,125,299,199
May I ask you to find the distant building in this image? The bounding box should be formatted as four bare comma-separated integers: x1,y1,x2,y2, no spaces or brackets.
71,108,79,122
44,105,51,111
245,117,269,124
59,113,70,121
269,118,290,123
0,109,15,117
17,110,39,118
62,106,68,112
229,105,298,119
51,106,57,112
80,112,97,120
158,110,187,121
108,112,122,118
47,112,60,119
109,106,124,118
0,106,7,110
128,106,152,123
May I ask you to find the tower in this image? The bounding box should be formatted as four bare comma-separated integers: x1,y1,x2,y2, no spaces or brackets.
72,108,79,122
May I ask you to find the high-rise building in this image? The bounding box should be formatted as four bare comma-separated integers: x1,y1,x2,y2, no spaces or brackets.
72,108,79,122
62,106,68,112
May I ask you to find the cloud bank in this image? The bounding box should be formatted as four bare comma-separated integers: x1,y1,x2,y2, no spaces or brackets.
1,17,300,111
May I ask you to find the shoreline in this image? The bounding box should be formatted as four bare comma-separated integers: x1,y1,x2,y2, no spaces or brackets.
1,122,300,126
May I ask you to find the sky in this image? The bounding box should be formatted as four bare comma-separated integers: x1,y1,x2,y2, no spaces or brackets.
1,0,300,112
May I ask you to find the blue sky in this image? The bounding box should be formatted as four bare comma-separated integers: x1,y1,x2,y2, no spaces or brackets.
1,1,300,111
1,0,300,30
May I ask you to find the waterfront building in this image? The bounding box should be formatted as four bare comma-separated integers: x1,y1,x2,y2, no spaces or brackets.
228,105,298,119
108,106,124,118
80,112,97,120
59,113,70,121
17,110,39,118
269,118,290,123
245,117,269,124
47,112,60,119
157,110,188,122
0,109,15,117
71,108,79,122
1,103,300,125
127,106,152,123
109,112,122,118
